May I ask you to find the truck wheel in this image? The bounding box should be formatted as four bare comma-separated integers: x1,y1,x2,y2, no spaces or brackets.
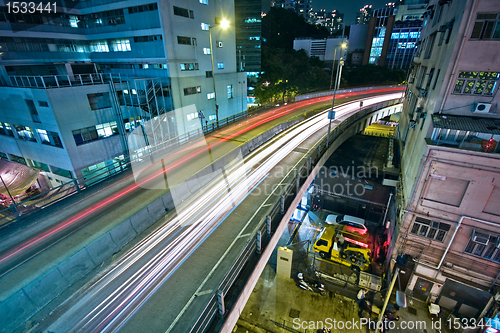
320,252,326,259
341,253,347,259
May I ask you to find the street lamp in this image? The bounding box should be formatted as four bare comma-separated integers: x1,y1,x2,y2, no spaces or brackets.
209,18,229,124
326,40,347,148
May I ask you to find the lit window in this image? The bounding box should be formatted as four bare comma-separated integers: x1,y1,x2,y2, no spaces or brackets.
69,16,79,28
209,115,216,120
227,85,233,99
199,0,208,4
123,90,129,94
217,62,224,69
90,41,109,52
112,39,131,52
201,23,210,30
453,71,499,95
132,89,137,94
203,48,211,55
207,92,215,99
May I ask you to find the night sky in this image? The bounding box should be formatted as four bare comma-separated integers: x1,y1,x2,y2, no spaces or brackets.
311,0,394,25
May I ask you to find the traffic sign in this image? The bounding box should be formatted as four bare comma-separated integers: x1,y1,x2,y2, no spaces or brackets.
198,110,205,119
328,110,335,120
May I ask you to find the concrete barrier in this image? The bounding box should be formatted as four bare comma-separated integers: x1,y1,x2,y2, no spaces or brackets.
86,233,119,265
0,290,37,333
23,268,69,309
109,219,138,248
129,206,154,234
58,248,96,286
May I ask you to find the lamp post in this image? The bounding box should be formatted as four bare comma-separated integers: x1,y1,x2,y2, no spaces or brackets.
326,41,347,148
209,19,229,124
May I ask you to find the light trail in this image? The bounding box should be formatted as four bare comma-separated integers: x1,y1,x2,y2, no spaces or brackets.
0,87,403,272
45,93,402,332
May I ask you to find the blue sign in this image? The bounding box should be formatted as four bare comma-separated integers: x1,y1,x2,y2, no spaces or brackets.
328,110,335,120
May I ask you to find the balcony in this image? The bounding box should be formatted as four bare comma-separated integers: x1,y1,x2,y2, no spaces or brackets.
2,73,125,89
429,114,500,154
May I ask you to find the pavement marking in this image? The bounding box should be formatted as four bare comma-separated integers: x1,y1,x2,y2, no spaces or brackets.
195,289,213,297
262,204,273,207
166,140,314,333
237,233,252,239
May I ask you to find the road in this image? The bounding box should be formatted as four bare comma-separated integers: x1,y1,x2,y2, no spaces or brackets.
36,92,404,333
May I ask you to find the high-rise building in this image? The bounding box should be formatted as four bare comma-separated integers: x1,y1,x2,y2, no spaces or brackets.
356,5,373,25
363,1,426,70
0,0,247,186
394,0,500,321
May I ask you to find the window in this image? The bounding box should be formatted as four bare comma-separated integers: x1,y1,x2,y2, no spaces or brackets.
432,69,441,90
96,122,118,138
426,68,435,89
227,85,233,99
128,3,158,14
445,20,454,44
25,99,41,123
37,129,63,148
72,122,118,146
410,217,450,242
87,93,112,110
209,115,216,120
203,48,211,55
470,13,500,40
38,101,49,107
133,35,162,43
465,232,500,262
0,123,14,137
453,71,499,95
217,62,224,69
177,36,195,45
206,71,213,78
112,39,131,52
424,33,436,59
199,0,208,4
180,63,199,71
207,92,215,99
186,112,198,120
14,125,36,142
173,6,194,19
201,23,210,30
90,41,109,52
184,86,201,95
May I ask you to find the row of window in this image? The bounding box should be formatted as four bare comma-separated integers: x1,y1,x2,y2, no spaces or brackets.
453,71,499,96
183,85,233,99
0,36,161,53
72,122,119,146
0,122,63,148
100,63,167,70
411,217,500,264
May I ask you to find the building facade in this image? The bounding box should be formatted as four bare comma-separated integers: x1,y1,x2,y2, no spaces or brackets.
395,0,500,322
363,1,426,70
0,0,247,186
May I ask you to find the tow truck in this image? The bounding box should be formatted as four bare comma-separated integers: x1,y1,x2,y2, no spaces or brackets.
313,225,372,271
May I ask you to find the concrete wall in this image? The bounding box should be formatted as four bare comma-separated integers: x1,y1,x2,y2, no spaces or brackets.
0,118,299,333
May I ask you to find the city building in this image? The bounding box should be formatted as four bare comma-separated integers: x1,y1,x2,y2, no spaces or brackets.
312,9,344,35
293,37,345,64
363,1,426,70
347,24,369,65
356,5,373,25
0,0,247,187
394,0,500,322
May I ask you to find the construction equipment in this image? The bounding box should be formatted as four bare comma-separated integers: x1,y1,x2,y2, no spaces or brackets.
313,226,372,271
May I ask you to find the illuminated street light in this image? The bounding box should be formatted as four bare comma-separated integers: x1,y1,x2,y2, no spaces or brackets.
209,18,229,124
327,28,347,148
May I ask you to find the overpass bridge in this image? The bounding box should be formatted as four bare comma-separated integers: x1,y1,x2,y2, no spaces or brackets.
0,88,403,333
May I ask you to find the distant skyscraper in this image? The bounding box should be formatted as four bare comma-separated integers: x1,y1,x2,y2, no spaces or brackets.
356,5,373,25
271,0,311,21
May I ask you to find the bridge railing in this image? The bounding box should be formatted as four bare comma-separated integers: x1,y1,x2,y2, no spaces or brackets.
188,97,403,333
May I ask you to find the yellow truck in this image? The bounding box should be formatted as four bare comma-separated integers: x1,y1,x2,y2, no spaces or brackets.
313,226,372,271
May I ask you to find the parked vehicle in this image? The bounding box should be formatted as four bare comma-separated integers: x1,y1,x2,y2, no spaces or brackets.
313,225,371,271
325,214,368,235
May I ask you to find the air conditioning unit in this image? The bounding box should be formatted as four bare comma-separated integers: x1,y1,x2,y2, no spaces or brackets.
473,102,492,113
472,230,490,245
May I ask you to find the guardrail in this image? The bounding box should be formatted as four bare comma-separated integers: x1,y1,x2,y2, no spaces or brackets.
0,85,398,227
188,97,403,333
294,85,401,102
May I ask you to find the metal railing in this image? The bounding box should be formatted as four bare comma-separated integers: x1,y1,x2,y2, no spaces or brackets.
5,73,125,89
294,85,402,102
188,97,403,333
